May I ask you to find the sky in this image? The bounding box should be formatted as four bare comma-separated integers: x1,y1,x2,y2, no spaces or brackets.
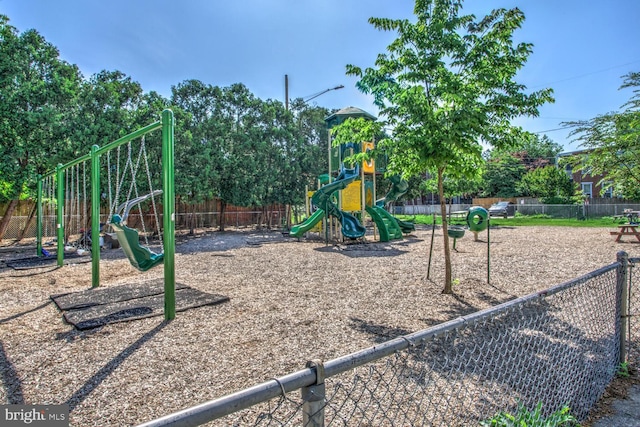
2,0,639,152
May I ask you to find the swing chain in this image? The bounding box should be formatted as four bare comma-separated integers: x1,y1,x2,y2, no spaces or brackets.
142,137,162,243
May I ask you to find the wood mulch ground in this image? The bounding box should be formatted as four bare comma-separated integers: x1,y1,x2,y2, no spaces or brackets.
0,224,637,426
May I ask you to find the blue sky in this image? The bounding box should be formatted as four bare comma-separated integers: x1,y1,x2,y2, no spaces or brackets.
2,0,639,152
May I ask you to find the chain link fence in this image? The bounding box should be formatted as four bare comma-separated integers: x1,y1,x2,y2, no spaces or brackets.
140,257,626,427
401,203,640,219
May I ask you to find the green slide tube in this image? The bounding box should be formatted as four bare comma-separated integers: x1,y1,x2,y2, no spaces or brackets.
290,209,325,238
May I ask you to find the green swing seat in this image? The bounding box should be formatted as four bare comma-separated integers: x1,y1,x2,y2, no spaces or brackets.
109,214,164,272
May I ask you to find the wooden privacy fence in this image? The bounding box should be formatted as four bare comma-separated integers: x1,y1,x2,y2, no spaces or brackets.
0,199,287,240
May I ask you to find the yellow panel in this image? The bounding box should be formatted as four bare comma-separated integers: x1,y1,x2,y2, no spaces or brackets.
365,181,374,207
363,142,375,174
342,181,362,211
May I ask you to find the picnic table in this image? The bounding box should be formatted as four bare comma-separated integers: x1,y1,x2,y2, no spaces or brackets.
613,210,640,224
610,224,640,243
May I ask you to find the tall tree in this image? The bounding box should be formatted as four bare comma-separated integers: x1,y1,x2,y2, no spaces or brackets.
215,83,265,229
481,153,527,197
0,15,82,240
517,165,577,203
564,72,640,199
339,0,553,292
172,81,269,230
70,70,145,157
170,80,224,218
289,99,332,188
489,133,563,170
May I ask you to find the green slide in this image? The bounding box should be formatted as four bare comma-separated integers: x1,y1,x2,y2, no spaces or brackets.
290,165,366,239
366,206,403,242
394,217,416,234
368,175,415,241
333,209,366,240
289,209,325,238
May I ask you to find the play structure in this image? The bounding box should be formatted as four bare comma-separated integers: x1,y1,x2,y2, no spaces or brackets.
290,107,414,243
35,109,177,320
290,164,366,239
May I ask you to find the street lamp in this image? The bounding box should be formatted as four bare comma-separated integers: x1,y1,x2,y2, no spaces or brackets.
285,74,344,109
303,85,345,103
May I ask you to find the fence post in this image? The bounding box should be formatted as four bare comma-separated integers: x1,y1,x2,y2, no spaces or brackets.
618,251,629,364
302,360,326,427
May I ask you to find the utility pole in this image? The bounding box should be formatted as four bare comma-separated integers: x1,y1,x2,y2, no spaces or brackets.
285,74,289,111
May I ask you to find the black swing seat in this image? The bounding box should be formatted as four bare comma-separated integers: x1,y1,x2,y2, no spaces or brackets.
109,214,164,272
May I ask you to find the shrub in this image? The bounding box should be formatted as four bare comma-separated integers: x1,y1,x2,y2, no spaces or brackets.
480,402,577,427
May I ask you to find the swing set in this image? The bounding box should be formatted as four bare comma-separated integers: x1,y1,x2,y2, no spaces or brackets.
36,109,176,320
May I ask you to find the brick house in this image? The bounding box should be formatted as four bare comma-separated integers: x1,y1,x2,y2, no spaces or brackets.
557,149,613,198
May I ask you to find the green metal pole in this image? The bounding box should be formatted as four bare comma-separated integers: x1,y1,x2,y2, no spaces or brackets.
91,145,101,288
487,217,491,284
56,164,65,267
36,175,43,257
162,109,176,320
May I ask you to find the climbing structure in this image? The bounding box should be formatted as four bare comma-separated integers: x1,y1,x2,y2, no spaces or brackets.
291,106,414,243
290,165,366,239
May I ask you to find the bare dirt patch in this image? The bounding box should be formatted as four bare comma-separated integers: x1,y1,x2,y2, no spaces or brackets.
0,225,637,426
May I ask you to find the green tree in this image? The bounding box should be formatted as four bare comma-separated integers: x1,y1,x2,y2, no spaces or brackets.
69,70,145,158
170,80,225,223
517,165,577,203
489,133,563,170
289,99,331,188
172,81,283,230
564,72,640,199
338,0,553,292
423,171,481,203
215,83,266,229
0,15,82,240
520,134,563,164
255,99,302,227
481,154,527,197
289,99,335,224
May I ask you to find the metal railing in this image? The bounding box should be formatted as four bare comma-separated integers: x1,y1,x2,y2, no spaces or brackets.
139,253,630,426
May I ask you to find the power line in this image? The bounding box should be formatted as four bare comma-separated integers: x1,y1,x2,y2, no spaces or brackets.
529,59,640,89
533,125,574,134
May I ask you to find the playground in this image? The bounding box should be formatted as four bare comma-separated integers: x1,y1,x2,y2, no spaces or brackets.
0,223,634,426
